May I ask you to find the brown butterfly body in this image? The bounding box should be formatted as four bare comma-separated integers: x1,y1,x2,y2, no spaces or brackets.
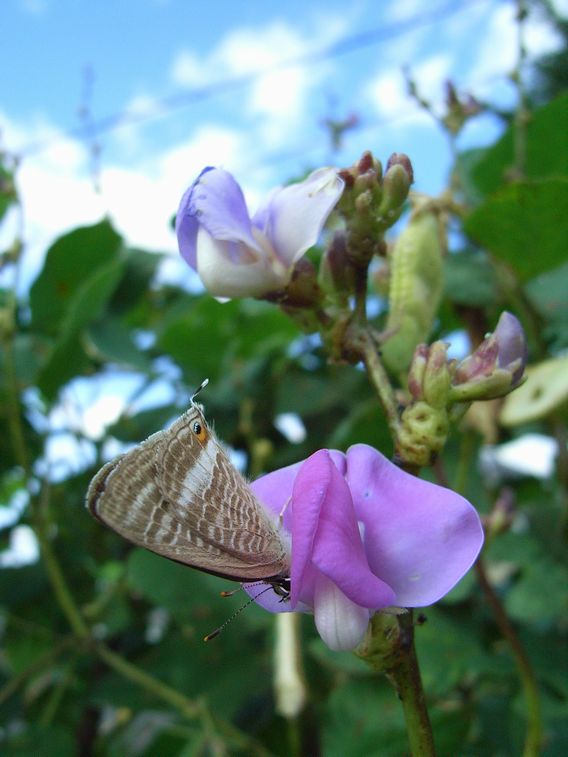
86,403,290,589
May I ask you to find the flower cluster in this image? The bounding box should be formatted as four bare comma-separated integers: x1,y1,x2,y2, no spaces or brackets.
248,444,483,651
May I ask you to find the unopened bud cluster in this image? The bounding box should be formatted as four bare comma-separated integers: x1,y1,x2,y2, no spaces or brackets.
336,150,413,267
397,313,527,467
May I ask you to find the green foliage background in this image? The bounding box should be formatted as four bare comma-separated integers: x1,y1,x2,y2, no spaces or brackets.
1,90,567,755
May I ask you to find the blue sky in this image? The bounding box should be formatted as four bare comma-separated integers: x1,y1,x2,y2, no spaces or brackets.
1,0,565,294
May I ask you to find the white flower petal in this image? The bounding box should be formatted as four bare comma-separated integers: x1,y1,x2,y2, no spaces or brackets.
197,228,288,298
253,167,344,267
313,573,370,651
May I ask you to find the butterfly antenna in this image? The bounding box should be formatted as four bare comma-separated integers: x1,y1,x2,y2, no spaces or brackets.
219,580,267,598
203,585,274,642
191,378,209,402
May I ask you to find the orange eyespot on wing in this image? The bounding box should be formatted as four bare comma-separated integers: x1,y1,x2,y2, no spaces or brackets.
191,419,209,445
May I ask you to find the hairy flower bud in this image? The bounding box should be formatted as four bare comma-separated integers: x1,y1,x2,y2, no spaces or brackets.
380,153,413,215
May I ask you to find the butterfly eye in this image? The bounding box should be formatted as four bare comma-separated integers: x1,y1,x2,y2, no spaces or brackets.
192,419,209,444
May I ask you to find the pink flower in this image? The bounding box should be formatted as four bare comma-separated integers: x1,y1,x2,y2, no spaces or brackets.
249,444,483,651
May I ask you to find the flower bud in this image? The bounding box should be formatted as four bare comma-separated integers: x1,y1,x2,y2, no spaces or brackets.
407,344,429,400
450,312,527,402
422,341,452,409
380,154,413,219
319,231,355,298
379,163,412,215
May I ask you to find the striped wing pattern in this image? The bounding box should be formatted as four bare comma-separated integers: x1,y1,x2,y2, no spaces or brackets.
86,405,290,582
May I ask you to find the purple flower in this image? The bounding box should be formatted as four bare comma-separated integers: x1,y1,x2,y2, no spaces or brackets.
176,167,344,298
249,444,483,651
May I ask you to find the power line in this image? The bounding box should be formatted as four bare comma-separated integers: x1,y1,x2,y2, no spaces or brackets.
17,0,496,157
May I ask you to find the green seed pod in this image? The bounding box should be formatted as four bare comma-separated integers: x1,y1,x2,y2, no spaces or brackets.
381,208,444,376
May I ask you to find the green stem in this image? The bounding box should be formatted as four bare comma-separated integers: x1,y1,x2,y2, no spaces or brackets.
386,612,437,757
512,0,529,180
34,482,90,638
2,306,90,639
0,637,74,707
356,327,400,440
474,560,542,757
2,320,30,473
40,655,78,726
95,642,202,718
357,612,436,756
95,644,273,756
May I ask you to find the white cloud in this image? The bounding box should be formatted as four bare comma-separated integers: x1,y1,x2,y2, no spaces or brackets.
169,18,347,145
364,52,452,126
0,109,267,293
550,0,568,14
19,0,48,15
170,51,203,88
465,4,564,96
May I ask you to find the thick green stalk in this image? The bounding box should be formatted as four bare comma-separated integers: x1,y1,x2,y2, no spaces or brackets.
356,612,436,757
387,613,436,757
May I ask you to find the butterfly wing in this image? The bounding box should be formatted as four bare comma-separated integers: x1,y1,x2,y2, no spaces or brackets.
86,406,289,582
156,406,289,579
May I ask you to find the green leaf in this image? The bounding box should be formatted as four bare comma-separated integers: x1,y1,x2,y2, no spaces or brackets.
415,608,495,697
0,163,17,223
29,220,122,335
59,257,125,338
443,251,499,307
0,564,49,607
86,317,151,371
158,297,297,384
126,548,229,623
525,261,568,350
467,94,568,197
108,247,163,318
36,333,90,401
506,559,568,625
323,678,407,757
36,257,125,399
464,179,568,282
108,405,180,443
1,724,75,757
326,397,394,456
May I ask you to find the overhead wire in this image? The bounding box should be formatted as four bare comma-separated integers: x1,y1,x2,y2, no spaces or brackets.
16,0,497,157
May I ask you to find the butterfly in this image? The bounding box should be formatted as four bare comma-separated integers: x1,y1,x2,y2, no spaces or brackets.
86,385,290,598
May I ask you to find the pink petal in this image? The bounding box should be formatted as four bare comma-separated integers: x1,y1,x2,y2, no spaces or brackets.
293,451,395,609
345,444,484,606
250,461,301,533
